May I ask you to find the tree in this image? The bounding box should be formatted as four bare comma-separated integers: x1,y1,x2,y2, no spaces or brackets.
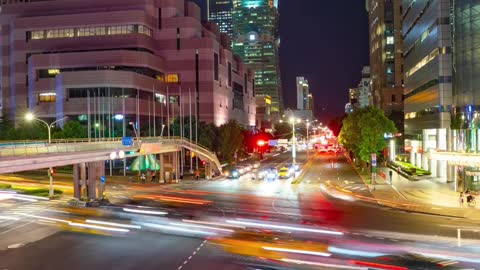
273,122,292,139
217,120,244,163
198,122,218,151
59,121,86,138
339,107,396,165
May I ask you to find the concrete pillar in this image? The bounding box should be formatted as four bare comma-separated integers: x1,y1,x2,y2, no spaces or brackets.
415,153,422,168
159,154,165,183
422,155,429,171
447,164,455,185
438,160,447,180
86,161,105,201
73,164,81,199
173,151,179,182
410,151,415,165
429,158,437,177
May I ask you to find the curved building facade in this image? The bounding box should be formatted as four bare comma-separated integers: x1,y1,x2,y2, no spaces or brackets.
0,0,256,137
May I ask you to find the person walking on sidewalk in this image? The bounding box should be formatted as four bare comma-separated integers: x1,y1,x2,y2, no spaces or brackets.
151,171,156,183
459,192,464,208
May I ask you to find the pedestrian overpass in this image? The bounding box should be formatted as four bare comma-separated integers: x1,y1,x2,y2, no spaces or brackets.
0,137,222,200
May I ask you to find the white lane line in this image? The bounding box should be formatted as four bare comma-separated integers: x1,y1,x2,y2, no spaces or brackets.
176,240,208,270
0,221,34,236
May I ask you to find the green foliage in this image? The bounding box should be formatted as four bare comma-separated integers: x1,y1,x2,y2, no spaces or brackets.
339,107,397,163
58,121,86,138
394,160,431,176
450,113,462,130
273,122,292,139
216,120,245,163
0,183,12,189
198,122,218,151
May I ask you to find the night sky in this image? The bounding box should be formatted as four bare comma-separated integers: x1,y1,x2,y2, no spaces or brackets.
192,0,369,122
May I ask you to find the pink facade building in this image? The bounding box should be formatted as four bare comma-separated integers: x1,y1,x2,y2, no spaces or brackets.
0,0,256,136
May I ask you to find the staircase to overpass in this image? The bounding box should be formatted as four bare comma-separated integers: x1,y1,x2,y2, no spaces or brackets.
0,137,223,174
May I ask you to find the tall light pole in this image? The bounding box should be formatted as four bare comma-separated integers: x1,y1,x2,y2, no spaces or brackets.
25,113,67,197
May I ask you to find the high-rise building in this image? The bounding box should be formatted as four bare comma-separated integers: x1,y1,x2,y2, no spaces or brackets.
0,0,256,133
395,0,452,182
232,0,283,120
366,0,403,116
357,66,372,109
296,77,309,110
208,0,234,39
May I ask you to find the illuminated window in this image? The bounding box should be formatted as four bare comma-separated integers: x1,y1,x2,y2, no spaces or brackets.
386,36,394,44
28,24,152,40
39,92,56,102
405,48,439,78
48,69,60,75
166,73,179,83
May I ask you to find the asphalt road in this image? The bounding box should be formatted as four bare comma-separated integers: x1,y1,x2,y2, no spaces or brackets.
1,150,480,269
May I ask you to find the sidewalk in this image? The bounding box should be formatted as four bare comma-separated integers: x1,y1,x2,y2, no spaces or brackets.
342,161,480,221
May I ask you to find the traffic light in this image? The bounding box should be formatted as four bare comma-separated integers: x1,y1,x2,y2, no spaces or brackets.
48,167,55,176
201,161,206,166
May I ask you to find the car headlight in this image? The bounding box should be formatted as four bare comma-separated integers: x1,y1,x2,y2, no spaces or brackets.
225,172,229,176
233,172,239,177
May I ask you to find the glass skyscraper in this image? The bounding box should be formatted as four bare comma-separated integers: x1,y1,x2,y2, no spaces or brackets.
232,0,283,113
208,0,234,38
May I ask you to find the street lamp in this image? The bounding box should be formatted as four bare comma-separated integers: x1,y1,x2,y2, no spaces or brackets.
25,112,68,197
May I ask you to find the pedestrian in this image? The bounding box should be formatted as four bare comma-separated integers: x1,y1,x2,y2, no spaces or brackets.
152,171,156,183
140,172,146,183
195,170,200,180
459,192,464,208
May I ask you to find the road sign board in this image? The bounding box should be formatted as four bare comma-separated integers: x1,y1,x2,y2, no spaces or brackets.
371,153,377,167
100,176,105,184
121,137,134,146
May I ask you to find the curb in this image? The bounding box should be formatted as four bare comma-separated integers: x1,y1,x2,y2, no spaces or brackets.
321,181,470,220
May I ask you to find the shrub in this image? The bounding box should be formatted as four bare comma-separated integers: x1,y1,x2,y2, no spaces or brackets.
0,183,12,189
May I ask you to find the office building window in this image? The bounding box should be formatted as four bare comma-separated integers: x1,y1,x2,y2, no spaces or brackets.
27,24,152,41
39,92,56,103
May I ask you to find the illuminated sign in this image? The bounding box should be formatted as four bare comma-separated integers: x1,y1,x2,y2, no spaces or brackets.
166,74,179,83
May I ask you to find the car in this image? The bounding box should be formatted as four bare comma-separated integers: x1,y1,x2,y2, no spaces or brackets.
278,167,291,179
226,168,240,179
263,168,278,181
286,163,300,172
253,162,260,169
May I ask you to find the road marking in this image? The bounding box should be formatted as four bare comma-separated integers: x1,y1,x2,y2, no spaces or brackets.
0,221,33,236
177,240,207,270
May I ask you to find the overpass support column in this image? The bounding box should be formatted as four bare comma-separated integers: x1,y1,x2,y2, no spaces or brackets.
159,154,165,183
73,163,87,200
86,161,105,201
173,152,179,183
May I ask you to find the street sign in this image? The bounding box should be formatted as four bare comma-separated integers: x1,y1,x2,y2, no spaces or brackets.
371,153,377,167
121,137,134,146
100,176,105,184
268,140,278,146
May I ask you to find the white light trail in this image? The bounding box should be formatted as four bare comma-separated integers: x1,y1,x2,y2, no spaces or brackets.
226,219,343,235
262,246,330,257
86,219,141,229
68,222,130,233
123,208,167,215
